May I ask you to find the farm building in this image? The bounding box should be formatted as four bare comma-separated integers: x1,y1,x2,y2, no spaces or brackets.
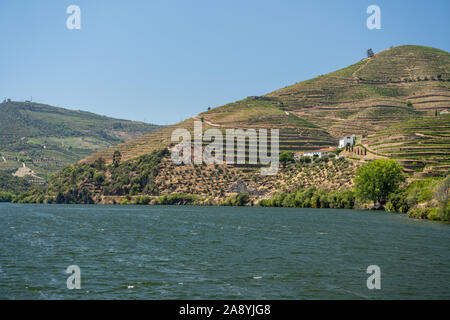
338,135,355,148
294,147,336,159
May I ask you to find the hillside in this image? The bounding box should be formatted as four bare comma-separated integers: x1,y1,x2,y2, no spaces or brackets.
11,45,450,208
14,148,358,205
363,114,450,177
82,45,450,165
0,100,164,179
268,45,450,136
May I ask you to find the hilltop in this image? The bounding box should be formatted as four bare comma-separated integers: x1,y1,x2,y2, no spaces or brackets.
82,45,450,164
267,45,450,136
0,100,164,179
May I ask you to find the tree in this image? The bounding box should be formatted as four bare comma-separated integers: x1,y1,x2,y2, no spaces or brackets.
367,48,374,58
94,172,105,185
113,150,122,168
93,157,106,171
354,159,405,207
406,101,413,107
279,152,294,166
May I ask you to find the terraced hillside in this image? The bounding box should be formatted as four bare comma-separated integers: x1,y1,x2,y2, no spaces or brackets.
363,114,450,177
267,45,450,136
82,45,449,166
0,101,164,179
82,99,336,164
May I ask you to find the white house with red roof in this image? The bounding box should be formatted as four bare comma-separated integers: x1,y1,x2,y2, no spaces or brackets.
294,147,336,159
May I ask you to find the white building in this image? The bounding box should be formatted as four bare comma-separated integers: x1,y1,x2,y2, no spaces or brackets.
295,147,336,159
338,135,355,148
440,109,449,115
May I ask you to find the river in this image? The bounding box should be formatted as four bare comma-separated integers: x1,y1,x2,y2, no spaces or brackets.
0,203,449,299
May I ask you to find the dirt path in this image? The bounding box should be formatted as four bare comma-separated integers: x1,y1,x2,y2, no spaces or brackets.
352,58,370,82
193,115,221,127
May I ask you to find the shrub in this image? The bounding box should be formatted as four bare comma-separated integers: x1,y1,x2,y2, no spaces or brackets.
158,193,198,205
222,193,249,206
259,187,355,209
94,172,105,184
408,207,433,219
386,190,409,213
434,176,450,221
0,191,14,202
427,208,441,221
134,195,150,205
120,198,131,205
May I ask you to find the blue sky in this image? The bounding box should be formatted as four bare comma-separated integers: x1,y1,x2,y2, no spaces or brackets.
0,0,449,125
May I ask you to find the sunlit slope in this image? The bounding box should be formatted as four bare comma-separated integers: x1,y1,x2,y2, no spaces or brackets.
363,114,450,177
82,100,336,164
267,45,450,136
82,45,449,164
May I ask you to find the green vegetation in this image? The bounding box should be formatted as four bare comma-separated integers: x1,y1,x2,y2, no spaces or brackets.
157,193,199,205
0,171,33,202
0,171,32,193
0,191,14,202
259,187,355,209
13,148,169,204
279,152,294,166
258,160,448,222
354,159,405,207
222,193,250,206
0,101,163,179
386,176,449,222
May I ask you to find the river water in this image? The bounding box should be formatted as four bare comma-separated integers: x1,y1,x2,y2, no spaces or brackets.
0,203,449,299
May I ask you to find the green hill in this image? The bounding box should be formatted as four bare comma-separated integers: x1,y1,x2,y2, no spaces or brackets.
83,45,450,165
0,100,164,179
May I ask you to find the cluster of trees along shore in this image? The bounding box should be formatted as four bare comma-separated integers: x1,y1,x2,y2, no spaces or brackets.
1,148,449,222
257,159,449,222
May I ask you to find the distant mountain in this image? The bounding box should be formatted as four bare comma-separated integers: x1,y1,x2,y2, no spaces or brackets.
0,101,164,179
82,45,450,164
